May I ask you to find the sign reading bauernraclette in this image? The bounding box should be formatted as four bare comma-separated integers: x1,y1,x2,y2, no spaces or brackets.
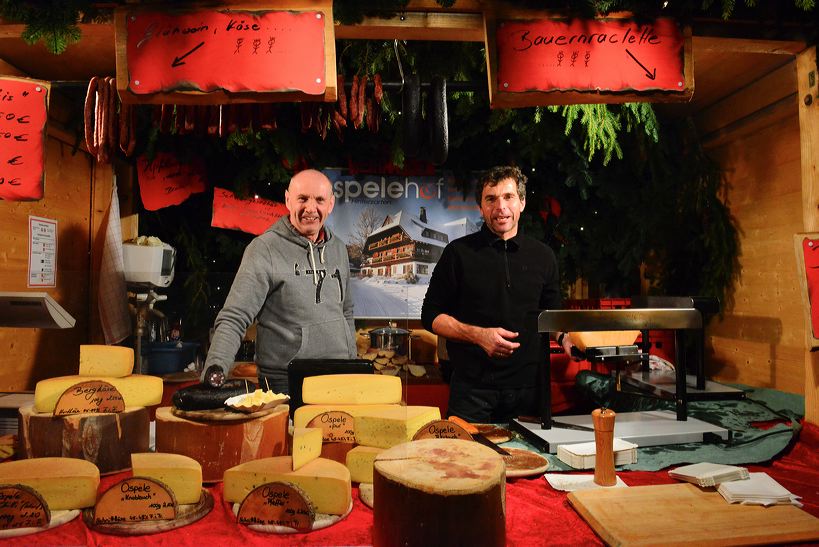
496,17,687,94
124,9,327,95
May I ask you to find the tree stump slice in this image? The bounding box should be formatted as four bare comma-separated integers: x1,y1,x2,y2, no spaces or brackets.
155,405,288,482
373,438,505,547
18,403,149,474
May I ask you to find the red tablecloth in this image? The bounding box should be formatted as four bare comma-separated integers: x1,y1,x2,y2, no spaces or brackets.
7,422,819,546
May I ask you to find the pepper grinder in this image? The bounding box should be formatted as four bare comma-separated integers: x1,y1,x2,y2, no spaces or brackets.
592,407,617,487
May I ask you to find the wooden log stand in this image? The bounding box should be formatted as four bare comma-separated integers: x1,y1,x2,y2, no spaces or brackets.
155,405,288,482
372,438,505,547
18,403,149,474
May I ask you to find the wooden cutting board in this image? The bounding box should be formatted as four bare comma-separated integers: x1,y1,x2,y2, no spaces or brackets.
568,483,819,546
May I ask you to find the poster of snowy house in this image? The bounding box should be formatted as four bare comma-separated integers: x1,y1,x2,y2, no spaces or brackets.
323,169,481,318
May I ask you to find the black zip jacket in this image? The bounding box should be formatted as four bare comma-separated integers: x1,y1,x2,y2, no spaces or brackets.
421,224,561,388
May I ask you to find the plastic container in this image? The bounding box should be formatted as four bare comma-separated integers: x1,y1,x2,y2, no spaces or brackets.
143,341,199,375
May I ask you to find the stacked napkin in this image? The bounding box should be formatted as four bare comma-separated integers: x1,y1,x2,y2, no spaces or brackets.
717,472,802,507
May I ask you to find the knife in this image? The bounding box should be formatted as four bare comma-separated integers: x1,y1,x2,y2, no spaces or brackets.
472,431,511,456
550,420,595,432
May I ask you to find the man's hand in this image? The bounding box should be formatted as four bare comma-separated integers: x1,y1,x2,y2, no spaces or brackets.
475,327,520,358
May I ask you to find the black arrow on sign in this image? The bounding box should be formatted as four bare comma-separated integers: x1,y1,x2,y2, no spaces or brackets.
625,49,656,80
171,42,205,68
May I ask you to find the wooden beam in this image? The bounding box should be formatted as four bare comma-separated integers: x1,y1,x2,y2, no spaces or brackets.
335,12,484,42
696,60,796,136
797,46,819,425
0,56,25,76
693,36,806,55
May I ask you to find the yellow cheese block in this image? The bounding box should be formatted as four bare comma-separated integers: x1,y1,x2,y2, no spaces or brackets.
569,330,640,351
293,404,402,429
34,374,163,413
223,456,351,515
292,427,323,471
355,406,441,449
302,374,403,405
0,457,99,510
345,445,383,483
79,344,134,377
131,452,202,505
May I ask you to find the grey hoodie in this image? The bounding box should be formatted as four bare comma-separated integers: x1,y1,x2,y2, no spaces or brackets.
204,216,356,388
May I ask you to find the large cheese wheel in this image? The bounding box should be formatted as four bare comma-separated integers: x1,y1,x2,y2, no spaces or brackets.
79,344,134,377
302,374,402,404
154,405,288,482
373,439,505,547
34,374,163,413
0,457,100,510
18,403,149,474
570,330,640,351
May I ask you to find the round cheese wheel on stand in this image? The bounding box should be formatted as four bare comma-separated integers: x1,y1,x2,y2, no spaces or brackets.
18,403,149,474
373,438,505,547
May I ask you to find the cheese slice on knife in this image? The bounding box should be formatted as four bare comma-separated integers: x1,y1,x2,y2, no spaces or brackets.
570,330,640,351
0,457,100,510
223,456,351,515
34,374,163,413
78,344,134,377
292,427,323,471
302,374,402,404
131,452,202,504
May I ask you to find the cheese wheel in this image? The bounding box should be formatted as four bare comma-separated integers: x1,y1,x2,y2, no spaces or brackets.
302,374,402,405
79,345,134,377
34,374,163,413
570,330,640,351
373,439,505,547
0,457,100,510
355,406,441,449
131,452,203,504
345,445,383,484
224,456,351,515
293,404,401,428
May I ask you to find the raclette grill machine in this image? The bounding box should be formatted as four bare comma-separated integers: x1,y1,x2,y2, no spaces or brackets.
510,306,732,453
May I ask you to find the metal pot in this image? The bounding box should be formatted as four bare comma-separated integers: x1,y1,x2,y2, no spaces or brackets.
368,323,411,353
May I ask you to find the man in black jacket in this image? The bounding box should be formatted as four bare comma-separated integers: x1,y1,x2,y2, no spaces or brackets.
421,166,574,422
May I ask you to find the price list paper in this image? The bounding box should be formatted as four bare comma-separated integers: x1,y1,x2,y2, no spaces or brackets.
28,216,57,288
0,77,49,201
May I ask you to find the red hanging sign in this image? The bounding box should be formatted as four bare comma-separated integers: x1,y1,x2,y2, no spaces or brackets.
0,77,49,201
125,9,326,95
137,152,206,210
211,187,287,235
496,17,686,93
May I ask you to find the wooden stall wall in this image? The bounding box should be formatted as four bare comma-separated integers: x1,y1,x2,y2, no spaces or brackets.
0,96,101,391
698,57,805,394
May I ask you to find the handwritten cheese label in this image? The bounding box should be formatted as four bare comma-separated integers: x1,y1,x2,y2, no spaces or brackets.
54,381,125,416
93,477,177,525
211,187,288,235
0,485,50,530
125,10,326,95
496,17,686,93
0,77,49,201
237,482,315,531
307,411,356,443
137,152,206,210
413,419,473,441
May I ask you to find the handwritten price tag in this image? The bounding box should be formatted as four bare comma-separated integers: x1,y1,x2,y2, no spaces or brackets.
412,419,473,441
93,477,177,525
0,77,49,201
307,411,356,443
54,381,125,416
136,152,206,210
237,482,315,531
0,485,50,530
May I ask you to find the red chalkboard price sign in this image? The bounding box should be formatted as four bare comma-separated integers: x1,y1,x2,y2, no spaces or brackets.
211,187,288,235
487,14,693,108
117,2,335,104
137,152,206,211
0,77,49,201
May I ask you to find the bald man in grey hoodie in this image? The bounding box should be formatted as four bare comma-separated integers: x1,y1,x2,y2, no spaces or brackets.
203,169,356,393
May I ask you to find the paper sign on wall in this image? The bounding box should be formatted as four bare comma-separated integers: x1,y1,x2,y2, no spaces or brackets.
211,187,288,235
0,77,49,201
496,17,686,93
126,10,326,95
28,216,57,288
137,152,206,210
